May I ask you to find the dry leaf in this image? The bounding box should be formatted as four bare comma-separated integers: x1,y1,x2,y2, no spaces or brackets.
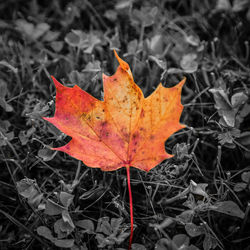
44,51,185,172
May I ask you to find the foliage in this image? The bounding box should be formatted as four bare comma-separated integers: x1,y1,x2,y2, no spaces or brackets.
0,0,250,249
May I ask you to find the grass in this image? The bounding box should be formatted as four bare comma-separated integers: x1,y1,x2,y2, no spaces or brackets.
1,0,250,249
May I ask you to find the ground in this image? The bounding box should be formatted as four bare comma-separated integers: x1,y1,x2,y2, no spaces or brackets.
0,0,250,249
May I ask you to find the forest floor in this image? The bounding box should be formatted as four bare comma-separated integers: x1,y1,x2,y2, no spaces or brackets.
1,0,250,249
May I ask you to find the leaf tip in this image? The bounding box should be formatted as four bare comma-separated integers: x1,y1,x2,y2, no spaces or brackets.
42,116,54,123
178,77,186,88
51,75,63,89
42,116,50,121
113,49,130,72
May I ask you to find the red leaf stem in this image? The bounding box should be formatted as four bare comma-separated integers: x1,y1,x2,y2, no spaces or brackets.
126,166,133,250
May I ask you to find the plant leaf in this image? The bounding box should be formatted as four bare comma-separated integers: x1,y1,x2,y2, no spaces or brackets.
54,239,74,248
44,199,65,216
96,217,112,235
38,148,57,161
203,234,218,250
54,218,74,238
241,171,250,183
234,182,247,192
75,219,95,233
16,178,43,206
185,223,205,237
180,53,198,73
172,234,190,248
59,192,74,208
131,243,146,250
155,238,170,250
111,217,123,235
210,201,244,219
62,210,75,229
44,51,185,172
37,226,55,241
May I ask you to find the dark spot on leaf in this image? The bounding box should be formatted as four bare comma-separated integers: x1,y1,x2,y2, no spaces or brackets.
121,127,129,142
101,121,108,127
132,133,139,139
124,133,129,142
80,113,87,118
123,96,128,103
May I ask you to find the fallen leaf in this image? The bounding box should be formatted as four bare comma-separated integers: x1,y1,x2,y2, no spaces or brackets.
44,51,185,172
44,51,186,248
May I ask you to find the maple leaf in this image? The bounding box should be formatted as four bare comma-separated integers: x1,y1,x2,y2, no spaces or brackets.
44,51,186,249
44,51,185,172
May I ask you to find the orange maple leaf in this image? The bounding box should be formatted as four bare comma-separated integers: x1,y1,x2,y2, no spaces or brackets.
44,51,185,172
44,51,186,248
